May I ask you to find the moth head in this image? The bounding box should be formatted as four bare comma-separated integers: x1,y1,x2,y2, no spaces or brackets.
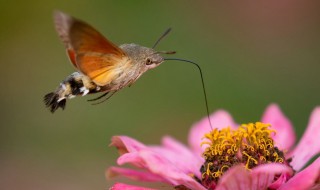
120,43,164,70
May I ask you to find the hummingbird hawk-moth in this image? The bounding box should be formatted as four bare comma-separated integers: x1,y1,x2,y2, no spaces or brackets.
44,10,212,129
44,11,175,113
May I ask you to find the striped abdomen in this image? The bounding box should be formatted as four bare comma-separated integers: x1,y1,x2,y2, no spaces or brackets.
44,72,102,113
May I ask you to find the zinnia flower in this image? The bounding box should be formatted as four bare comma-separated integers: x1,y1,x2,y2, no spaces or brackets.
107,104,320,190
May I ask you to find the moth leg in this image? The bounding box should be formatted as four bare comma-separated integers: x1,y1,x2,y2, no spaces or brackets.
87,92,109,101
128,74,141,87
91,91,117,105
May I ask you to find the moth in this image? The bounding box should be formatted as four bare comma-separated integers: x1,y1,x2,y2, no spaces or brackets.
44,11,174,113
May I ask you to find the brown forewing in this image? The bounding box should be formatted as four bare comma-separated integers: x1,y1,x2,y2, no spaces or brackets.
53,10,128,86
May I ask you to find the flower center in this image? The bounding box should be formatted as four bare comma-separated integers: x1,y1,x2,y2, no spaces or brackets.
200,122,286,188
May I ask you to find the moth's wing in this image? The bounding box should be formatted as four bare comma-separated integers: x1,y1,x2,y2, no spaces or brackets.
76,52,129,86
54,10,78,68
53,10,129,86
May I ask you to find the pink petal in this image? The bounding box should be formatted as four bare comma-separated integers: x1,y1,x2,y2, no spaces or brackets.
215,164,293,190
111,148,206,189
215,165,251,190
138,150,207,190
161,136,200,159
110,183,156,190
117,152,143,166
147,146,200,178
110,136,146,155
110,136,206,189
160,136,203,177
107,167,167,183
261,104,296,151
289,107,320,171
278,157,320,190
115,136,202,175
188,110,237,156
268,173,290,189
251,163,293,190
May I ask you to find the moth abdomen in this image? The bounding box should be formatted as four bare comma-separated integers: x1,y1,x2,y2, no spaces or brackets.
44,72,102,113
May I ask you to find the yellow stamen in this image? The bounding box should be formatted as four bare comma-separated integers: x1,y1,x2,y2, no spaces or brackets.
200,122,286,183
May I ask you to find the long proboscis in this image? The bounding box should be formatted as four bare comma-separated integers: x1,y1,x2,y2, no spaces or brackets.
164,58,213,130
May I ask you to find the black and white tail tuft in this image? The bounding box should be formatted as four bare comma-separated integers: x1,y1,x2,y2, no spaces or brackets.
44,92,66,113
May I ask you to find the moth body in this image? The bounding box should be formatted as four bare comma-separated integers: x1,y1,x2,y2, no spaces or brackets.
44,11,166,112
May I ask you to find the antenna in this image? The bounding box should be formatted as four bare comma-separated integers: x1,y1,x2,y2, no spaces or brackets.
152,28,172,49
164,58,213,130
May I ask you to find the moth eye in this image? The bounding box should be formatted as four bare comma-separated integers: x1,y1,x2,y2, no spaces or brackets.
146,58,152,65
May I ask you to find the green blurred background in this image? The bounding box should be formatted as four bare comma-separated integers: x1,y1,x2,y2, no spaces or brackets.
1,1,320,189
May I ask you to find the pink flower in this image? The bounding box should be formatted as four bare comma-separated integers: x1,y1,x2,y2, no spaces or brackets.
110,183,156,190
107,104,320,190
